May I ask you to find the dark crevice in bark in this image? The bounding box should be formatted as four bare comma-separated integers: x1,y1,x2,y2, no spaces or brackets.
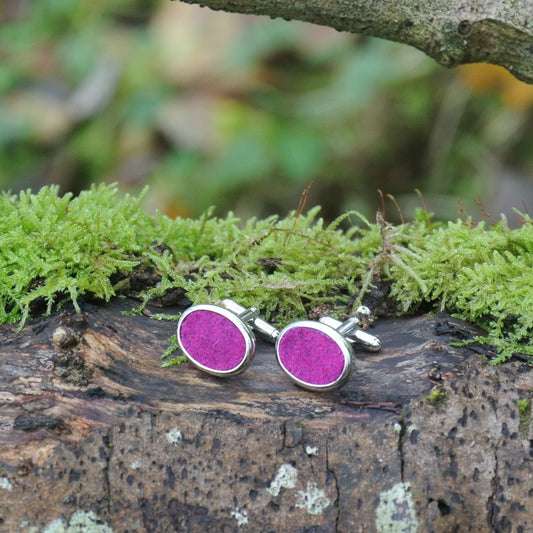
486,438,502,531
281,419,303,450
101,430,114,520
325,440,340,533
397,415,408,484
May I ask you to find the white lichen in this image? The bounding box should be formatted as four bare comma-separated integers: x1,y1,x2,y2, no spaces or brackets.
295,482,330,515
42,511,114,533
165,428,183,446
266,463,298,496
0,476,13,490
130,460,140,470
305,446,319,456
230,507,248,527
375,482,418,533
42,519,65,533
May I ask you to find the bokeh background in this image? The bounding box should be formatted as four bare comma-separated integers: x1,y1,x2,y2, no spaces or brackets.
2,0,533,224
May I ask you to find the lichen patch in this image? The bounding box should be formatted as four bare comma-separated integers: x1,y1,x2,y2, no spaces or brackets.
42,511,113,533
0,476,13,490
231,507,249,527
375,482,418,532
305,445,319,455
266,463,298,496
295,481,330,515
165,428,183,446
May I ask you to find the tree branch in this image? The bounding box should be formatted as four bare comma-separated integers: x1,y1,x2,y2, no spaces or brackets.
177,0,533,84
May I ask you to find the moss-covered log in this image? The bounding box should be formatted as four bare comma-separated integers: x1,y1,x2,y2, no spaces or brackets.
177,0,533,84
1,299,532,531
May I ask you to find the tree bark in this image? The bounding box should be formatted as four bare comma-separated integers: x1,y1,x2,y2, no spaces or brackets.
177,0,533,84
0,299,532,531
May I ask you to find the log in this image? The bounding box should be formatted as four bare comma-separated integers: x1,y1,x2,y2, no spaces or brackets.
0,298,532,532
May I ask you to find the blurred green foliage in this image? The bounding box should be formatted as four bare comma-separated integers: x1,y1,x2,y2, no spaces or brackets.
1,0,532,221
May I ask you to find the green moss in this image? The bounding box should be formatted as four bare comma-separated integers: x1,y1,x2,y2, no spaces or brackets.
427,387,447,406
161,335,187,367
518,398,531,413
1,184,532,365
385,212,533,364
0,184,154,327
518,398,531,435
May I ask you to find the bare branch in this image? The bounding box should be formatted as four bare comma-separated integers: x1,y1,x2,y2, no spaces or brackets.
177,0,533,84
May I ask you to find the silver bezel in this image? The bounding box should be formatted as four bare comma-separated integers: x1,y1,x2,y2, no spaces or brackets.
275,320,353,392
177,304,255,377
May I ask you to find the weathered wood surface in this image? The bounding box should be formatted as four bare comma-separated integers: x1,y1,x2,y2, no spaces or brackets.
0,298,532,532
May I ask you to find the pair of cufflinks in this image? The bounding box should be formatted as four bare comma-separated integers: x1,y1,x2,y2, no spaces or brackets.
176,299,381,392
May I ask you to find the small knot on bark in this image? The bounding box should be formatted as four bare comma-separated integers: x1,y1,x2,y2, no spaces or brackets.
52,326,80,349
458,20,471,36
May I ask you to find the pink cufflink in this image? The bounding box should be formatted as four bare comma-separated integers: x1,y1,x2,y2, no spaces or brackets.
275,309,381,392
177,299,278,377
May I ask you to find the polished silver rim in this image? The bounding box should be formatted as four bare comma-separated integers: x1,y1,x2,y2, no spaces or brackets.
177,304,255,377
275,320,353,391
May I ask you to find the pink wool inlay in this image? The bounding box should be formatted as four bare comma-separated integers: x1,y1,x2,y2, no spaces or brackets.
278,327,346,386
179,310,247,371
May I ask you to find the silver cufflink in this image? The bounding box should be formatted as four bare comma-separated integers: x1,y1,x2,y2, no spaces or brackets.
176,299,278,377
275,307,381,391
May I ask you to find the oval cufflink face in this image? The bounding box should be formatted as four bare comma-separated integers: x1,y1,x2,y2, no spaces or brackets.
177,304,255,377
275,321,353,391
